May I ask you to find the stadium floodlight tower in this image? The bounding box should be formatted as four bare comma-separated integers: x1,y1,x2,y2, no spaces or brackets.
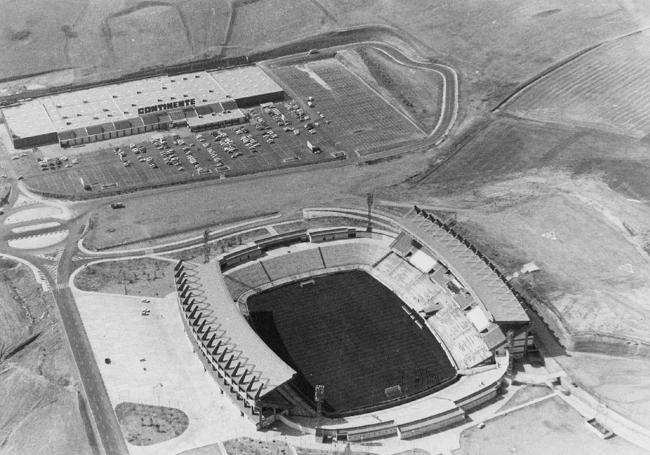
366,193,374,232
203,229,210,263
314,384,325,415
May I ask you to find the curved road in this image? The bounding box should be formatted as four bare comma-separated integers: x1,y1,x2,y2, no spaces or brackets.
0,182,128,455
262,40,459,150
0,37,459,455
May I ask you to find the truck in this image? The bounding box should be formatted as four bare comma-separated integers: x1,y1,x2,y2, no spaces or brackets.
307,140,321,154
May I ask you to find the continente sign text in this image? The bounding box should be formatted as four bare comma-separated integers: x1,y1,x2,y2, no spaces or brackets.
138,98,196,115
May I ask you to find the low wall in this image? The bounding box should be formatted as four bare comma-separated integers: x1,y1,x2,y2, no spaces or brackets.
397,407,466,440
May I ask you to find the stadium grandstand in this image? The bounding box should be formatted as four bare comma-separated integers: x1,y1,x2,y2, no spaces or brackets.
172,211,530,439
1,65,284,148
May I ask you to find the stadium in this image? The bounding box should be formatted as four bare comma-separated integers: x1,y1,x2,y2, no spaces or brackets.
2,65,284,148
172,206,531,441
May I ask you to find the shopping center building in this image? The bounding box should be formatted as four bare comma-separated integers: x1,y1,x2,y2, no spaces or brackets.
2,65,285,148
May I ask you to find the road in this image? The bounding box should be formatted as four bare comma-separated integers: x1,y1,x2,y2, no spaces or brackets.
57,224,130,455
0,186,129,455
262,40,459,147
0,38,459,455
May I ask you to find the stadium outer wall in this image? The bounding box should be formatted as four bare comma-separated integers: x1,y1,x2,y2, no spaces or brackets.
173,211,520,441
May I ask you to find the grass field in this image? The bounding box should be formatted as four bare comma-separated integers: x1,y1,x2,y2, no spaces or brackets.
73,258,174,297
115,401,188,446
506,30,650,138
272,58,425,155
247,270,455,415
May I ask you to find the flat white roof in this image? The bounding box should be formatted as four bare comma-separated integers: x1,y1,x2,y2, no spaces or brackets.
186,108,246,127
2,101,56,139
466,306,492,333
209,66,283,100
3,66,283,140
408,249,438,273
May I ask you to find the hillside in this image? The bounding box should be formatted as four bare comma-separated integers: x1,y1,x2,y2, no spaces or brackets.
0,259,91,454
3,0,650,120
505,29,650,138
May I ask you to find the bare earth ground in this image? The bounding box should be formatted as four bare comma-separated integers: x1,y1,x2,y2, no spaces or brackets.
505,30,650,138
72,290,261,454
223,437,290,455
270,216,372,235
2,0,649,123
115,401,189,446
390,170,650,346
313,0,650,119
85,214,275,253
5,0,650,452
164,228,270,262
227,0,331,52
0,260,90,454
106,5,192,70
84,152,430,250
73,258,174,297
557,352,650,428
336,46,442,132
413,116,650,201
85,201,276,251
221,437,381,455
0,0,230,83
497,384,553,413
453,396,648,455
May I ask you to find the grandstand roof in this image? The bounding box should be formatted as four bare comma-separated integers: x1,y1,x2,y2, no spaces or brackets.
194,262,296,394
401,208,529,324
482,325,506,350
390,232,414,257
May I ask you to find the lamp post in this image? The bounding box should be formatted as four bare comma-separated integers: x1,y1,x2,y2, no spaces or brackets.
315,384,325,416
203,229,210,263
366,193,374,232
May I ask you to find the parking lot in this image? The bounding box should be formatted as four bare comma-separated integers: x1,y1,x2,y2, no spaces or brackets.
19,99,346,197
272,58,426,155
13,56,427,198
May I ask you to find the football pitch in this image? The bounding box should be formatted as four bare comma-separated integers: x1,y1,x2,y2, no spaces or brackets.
246,270,456,416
